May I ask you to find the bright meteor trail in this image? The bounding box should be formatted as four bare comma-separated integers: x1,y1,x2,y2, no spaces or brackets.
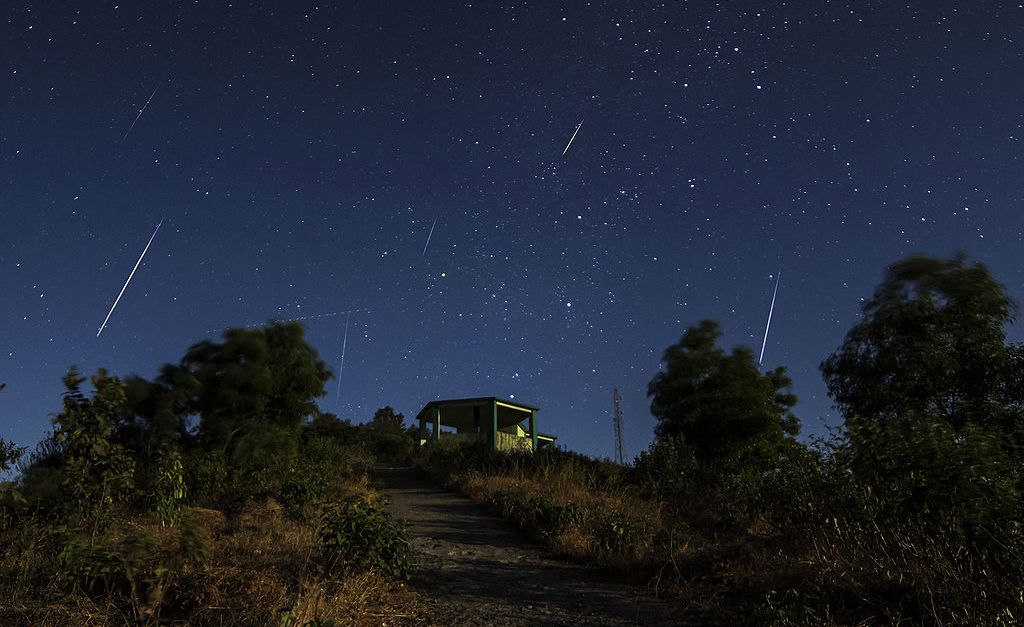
96,217,164,337
759,269,782,366
562,119,584,156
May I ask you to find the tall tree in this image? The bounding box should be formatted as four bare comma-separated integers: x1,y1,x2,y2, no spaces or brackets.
648,320,799,466
821,253,1019,434
821,254,1024,533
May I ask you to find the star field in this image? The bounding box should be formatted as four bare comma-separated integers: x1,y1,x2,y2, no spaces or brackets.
3,2,1024,459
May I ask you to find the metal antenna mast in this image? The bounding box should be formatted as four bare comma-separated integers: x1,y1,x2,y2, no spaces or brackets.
612,388,625,465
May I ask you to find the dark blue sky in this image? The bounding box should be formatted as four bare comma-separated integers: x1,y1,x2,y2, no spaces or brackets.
3,2,1023,459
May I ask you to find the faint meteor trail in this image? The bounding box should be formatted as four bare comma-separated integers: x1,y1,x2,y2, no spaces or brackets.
122,83,161,140
422,217,437,255
334,312,351,412
204,307,371,334
759,269,782,366
562,119,584,156
96,217,164,337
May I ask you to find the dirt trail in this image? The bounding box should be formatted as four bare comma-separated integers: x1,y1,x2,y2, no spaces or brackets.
377,467,685,626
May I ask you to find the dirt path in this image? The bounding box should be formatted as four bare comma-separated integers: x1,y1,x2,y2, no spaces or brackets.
376,467,685,626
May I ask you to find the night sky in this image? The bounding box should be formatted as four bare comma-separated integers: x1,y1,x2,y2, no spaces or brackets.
3,2,1024,460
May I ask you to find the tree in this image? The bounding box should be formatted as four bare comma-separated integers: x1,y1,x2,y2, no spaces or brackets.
366,407,415,463
116,367,191,459
155,322,331,500
648,320,799,467
821,253,1020,435
303,411,359,445
369,406,405,434
821,253,1024,537
173,321,331,453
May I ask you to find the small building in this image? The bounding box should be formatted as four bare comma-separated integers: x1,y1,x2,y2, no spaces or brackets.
415,396,556,452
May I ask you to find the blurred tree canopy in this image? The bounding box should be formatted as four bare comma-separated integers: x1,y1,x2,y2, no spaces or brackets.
647,320,799,466
170,321,331,453
821,253,1024,537
821,253,1022,437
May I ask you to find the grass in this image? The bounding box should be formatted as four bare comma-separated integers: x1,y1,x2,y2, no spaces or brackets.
0,463,424,626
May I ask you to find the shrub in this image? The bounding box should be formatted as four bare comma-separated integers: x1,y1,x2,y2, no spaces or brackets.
182,449,228,505
533,497,587,534
59,514,210,617
318,496,411,581
60,529,154,597
591,510,650,560
280,437,375,519
279,471,329,518
154,450,187,527
632,434,695,498
486,491,587,538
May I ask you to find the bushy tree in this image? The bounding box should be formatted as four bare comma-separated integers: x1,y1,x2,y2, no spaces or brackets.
821,253,1024,540
173,321,331,454
648,320,799,467
369,406,405,434
366,406,415,463
821,253,1020,435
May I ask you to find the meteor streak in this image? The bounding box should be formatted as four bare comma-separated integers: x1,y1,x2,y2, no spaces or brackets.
758,269,782,366
204,307,371,334
422,217,437,256
122,83,161,140
562,119,584,156
334,312,351,411
96,217,164,337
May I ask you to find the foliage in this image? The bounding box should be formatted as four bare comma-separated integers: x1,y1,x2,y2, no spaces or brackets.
303,411,360,445
174,321,331,454
821,252,1020,435
361,406,416,464
590,510,650,559
281,436,374,519
648,320,799,467
118,372,189,463
486,490,587,539
0,324,421,625
0,437,27,530
59,514,209,619
632,434,695,498
318,495,411,581
822,253,1024,544
0,436,25,474
154,450,187,527
844,415,1020,540
53,368,135,531
369,406,405,434
181,448,229,505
